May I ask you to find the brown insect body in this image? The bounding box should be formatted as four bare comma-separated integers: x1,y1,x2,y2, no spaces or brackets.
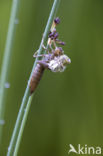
29,47,65,94
30,63,45,94
29,54,50,94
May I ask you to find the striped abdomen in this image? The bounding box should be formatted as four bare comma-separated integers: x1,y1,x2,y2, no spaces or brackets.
29,63,44,94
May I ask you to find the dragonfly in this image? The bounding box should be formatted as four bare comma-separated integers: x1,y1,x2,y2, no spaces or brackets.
29,18,71,94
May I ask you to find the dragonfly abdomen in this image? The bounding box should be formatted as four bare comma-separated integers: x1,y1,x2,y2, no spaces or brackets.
30,63,44,94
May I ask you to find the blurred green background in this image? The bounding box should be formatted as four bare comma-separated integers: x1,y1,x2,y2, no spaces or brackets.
0,0,103,155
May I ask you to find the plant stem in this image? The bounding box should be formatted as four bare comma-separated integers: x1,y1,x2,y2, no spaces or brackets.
7,0,61,155
0,0,20,145
13,96,33,156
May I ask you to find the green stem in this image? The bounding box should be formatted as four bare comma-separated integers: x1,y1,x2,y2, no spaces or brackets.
7,0,61,155
13,96,33,156
0,0,20,145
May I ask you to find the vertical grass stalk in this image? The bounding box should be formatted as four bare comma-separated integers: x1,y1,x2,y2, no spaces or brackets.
7,0,61,155
13,96,33,156
0,0,20,145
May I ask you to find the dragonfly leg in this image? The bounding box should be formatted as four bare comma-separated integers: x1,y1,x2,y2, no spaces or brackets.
42,44,50,53
52,40,57,48
55,39,65,45
33,50,48,58
33,50,38,57
48,44,54,51
33,54,46,58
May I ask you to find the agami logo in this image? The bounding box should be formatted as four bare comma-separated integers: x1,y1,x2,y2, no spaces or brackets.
68,144,101,155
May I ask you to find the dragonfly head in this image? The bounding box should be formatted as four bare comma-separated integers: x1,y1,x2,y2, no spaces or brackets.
54,47,64,56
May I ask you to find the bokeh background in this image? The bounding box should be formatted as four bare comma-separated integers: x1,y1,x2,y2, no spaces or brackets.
0,0,103,155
